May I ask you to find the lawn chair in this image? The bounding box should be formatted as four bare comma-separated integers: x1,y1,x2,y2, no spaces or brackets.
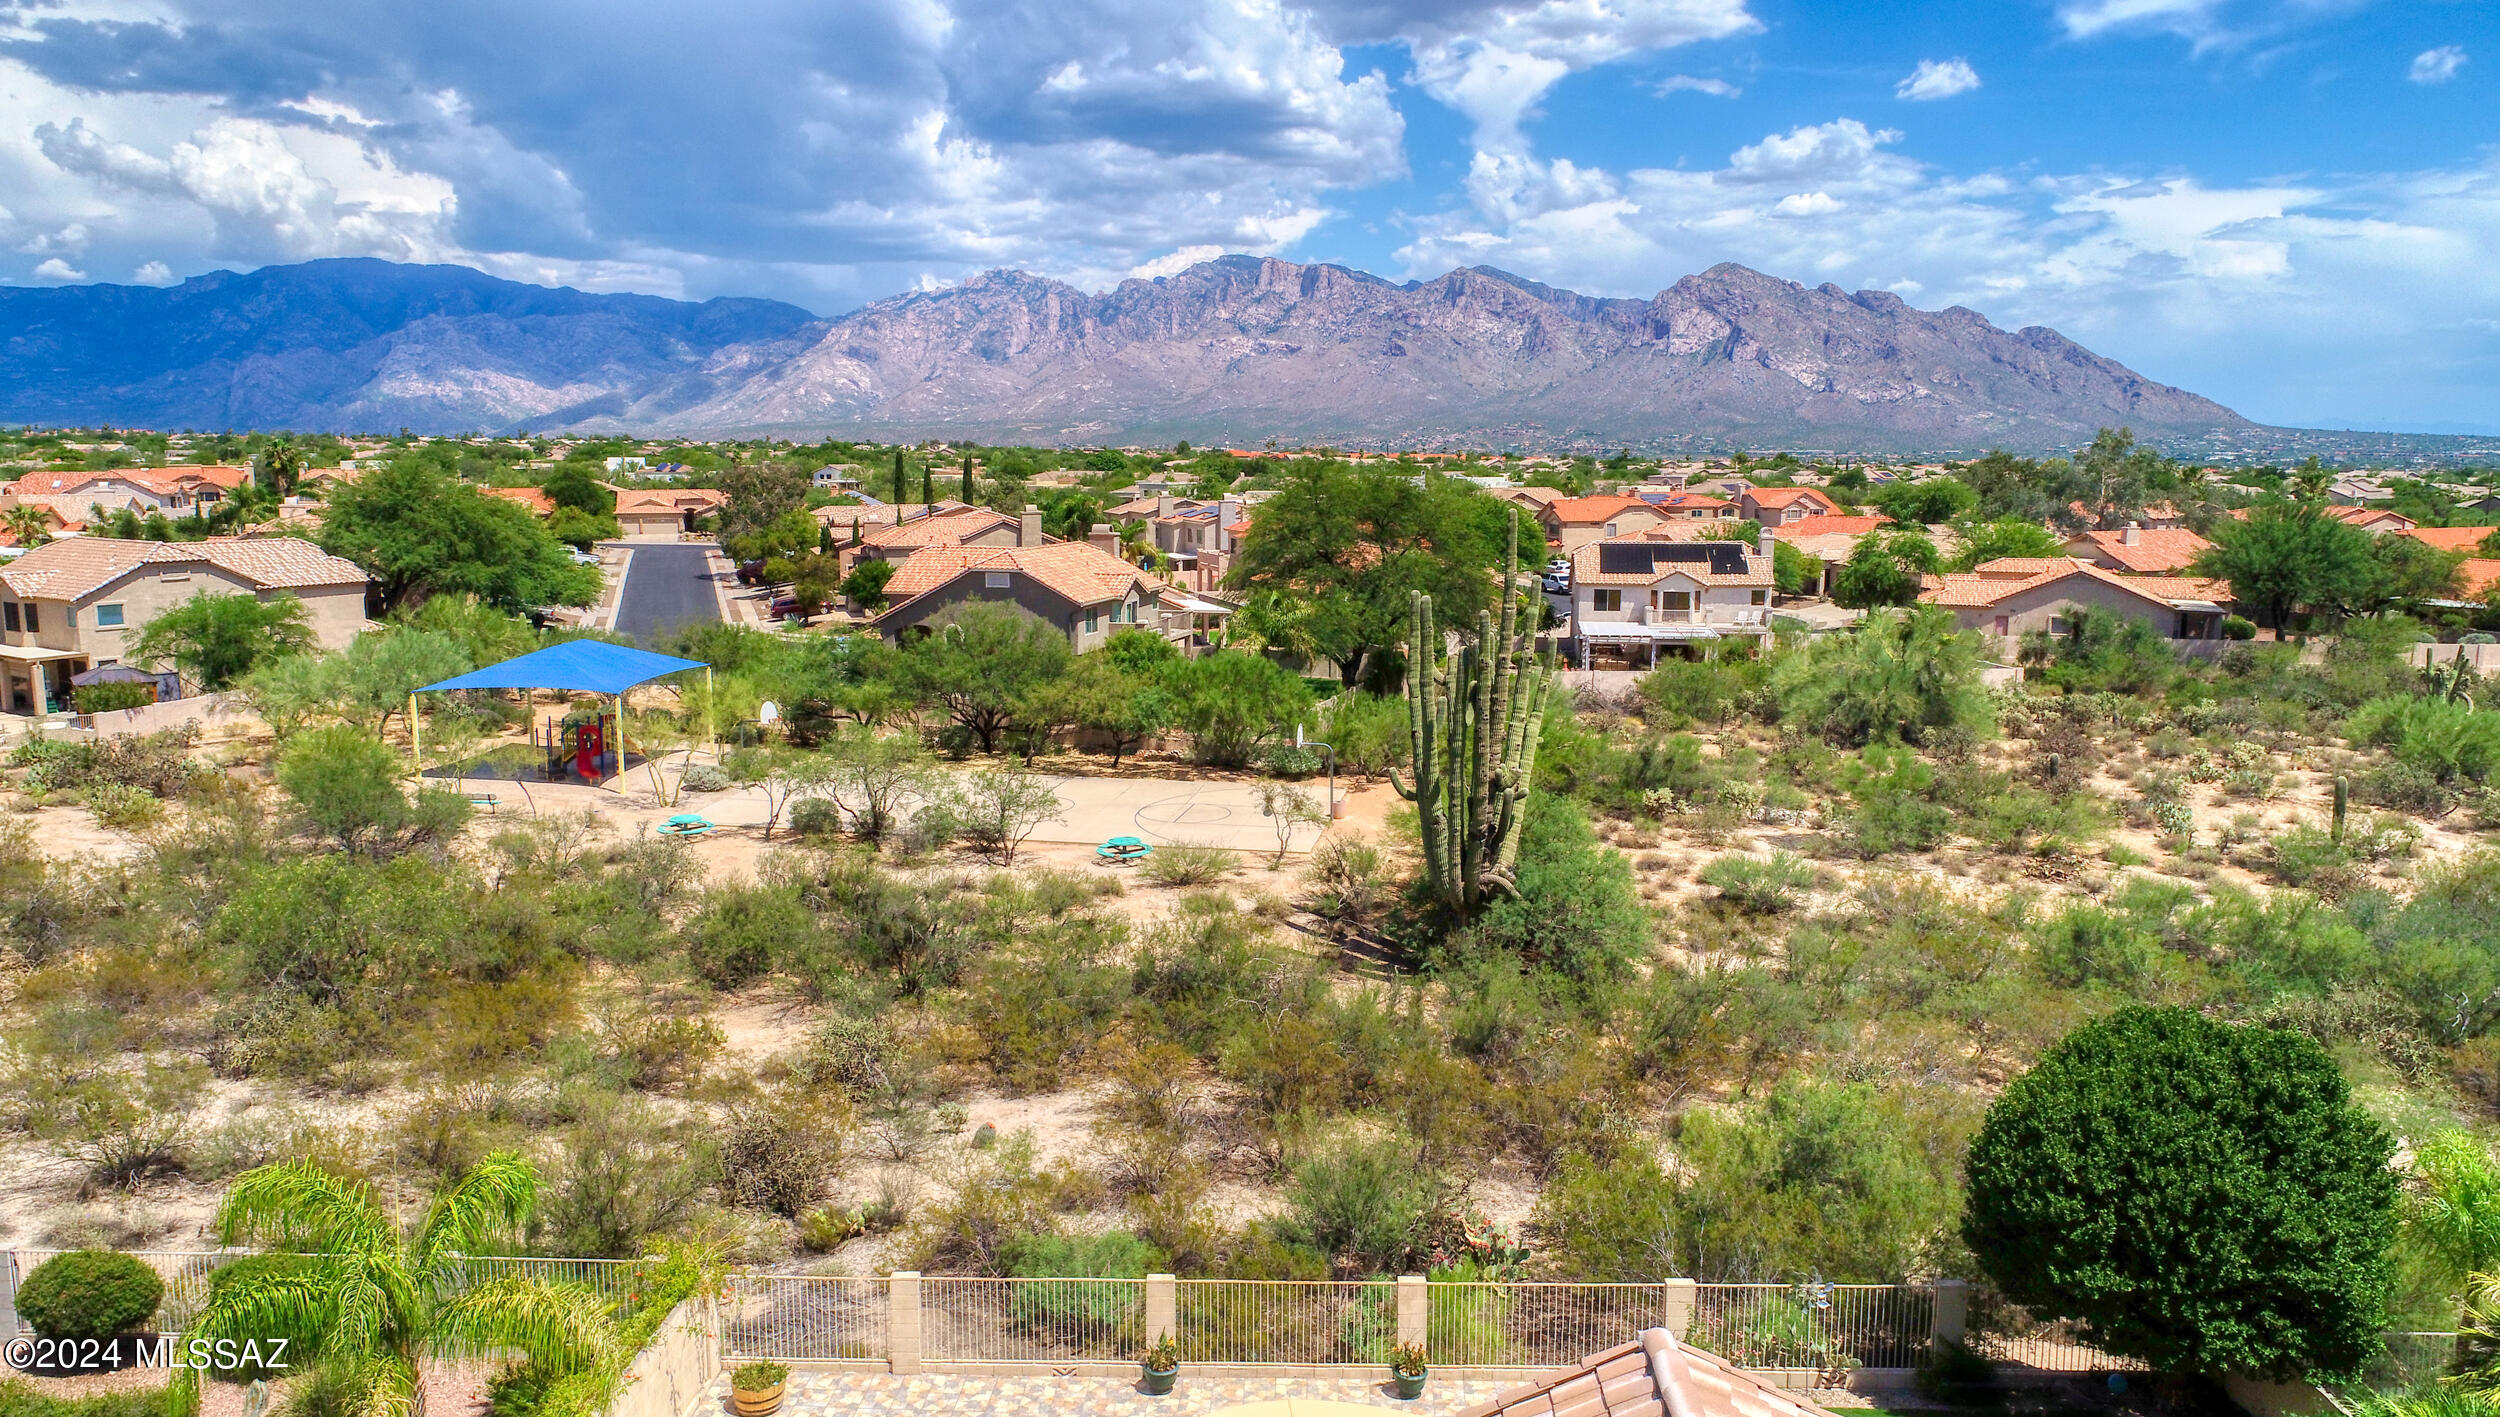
1095,835,1152,864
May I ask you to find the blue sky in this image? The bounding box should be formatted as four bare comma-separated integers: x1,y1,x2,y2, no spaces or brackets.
0,0,2492,433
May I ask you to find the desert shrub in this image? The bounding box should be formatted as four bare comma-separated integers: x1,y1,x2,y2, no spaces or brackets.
1769,605,1995,748
1263,744,1321,777
1963,1006,2398,1381
2267,825,2365,898
14,1250,163,1339
1534,1150,1682,1282
1140,843,1234,887
720,1103,845,1217
72,682,153,714
902,1132,1074,1273
959,917,1132,1090
83,784,164,831
1697,853,1818,913
682,884,810,989
793,1014,899,1096
2349,695,2500,784
278,725,471,855
537,1094,721,1257
1307,833,1388,921
1843,747,1950,857
798,854,974,996
787,799,842,838
1459,795,1649,1001
0,1380,180,1417
678,763,732,793
2356,760,2458,816
1282,1138,1446,1276
1639,655,1761,728
2221,615,2256,640
1000,1231,1166,1335
600,1008,726,1092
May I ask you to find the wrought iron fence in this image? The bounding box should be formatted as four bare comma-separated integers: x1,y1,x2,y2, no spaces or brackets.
1428,1283,1678,1368
1969,1323,2148,1373
1,1250,253,1341
722,1274,887,1362
1685,1283,1934,1373
1171,1280,1395,1365
2358,1332,2461,1392
919,1276,1143,1363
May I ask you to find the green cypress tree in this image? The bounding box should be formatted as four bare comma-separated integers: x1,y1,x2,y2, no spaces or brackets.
920,462,933,504
892,449,906,504
961,454,976,502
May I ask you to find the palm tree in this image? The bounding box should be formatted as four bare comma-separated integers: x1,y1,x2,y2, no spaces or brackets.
3,505,51,550
181,1153,614,1417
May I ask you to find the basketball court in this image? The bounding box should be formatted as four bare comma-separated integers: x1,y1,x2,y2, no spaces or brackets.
1027,773,1345,854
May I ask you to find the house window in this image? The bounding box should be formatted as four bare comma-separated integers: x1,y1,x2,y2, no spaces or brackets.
4,603,17,633
2048,614,2071,635
984,571,1010,589
1656,590,1692,611
63,608,75,629
1604,522,1619,537
23,604,38,633
1592,589,1622,612
96,604,124,628
1750,589,1767,606
1084,608,1099,633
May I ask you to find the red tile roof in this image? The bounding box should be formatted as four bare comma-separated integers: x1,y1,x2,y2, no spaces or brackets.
1456,1330,1839,1417
0,535,366,601
875,541,1161,619
859,505,1022,550
2398,525,2498,553
483,487,554,515
2070,527,2212,574
1922,557,2230,610
1741,487,1834,510
611,487,727,516
1545,495,1661,526
1768,514,1890,540
6,465,252,501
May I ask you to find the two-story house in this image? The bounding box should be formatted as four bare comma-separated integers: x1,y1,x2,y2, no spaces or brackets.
3,465,253,521
1566,529,1776,665
1540,496,1674,555
871,540,1191,652
1735,486,1839,526
0,536,368,714
846,504,1033,572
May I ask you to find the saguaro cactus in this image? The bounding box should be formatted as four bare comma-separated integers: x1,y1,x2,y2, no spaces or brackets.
1393,513,1553,914
2332,774,2349,845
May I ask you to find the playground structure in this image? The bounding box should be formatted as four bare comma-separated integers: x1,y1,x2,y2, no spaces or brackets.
411,640,712,789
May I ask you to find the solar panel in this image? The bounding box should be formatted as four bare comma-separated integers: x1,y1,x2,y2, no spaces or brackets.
1592,541,1747,576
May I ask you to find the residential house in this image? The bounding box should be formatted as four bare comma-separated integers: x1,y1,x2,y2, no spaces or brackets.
1735,486,1839,526
1631,491,1738,521
2064,525,2213,575
2324,506,2418,534
2329,477,2394,506
3,465,252,521
1487,486,1565,515
483,487,555,517
1539,496,1674,554
1566,528,1776,665
2396,525,2500,554
0,536,367,714
1920,557,2232,645
847,504,1031,571
1455,1327,1840,1417
872,539,1187,652
811,465,864,491
1768,514,1894,596
611,487,727,538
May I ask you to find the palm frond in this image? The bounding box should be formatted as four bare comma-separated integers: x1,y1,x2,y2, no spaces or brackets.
346,1351,422,1417
414,1151,541,1274
218,1159,397,1257
328,1253,418,1364
187,1267,348,1357
431,1276,615,1375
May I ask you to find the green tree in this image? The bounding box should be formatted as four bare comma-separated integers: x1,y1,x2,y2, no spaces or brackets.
130,591,314,690
2068,427,2168,529
716,462,808,543
253,440,307,498
1227,462,1509,687
841,557,896,612
1869,477,1977,525
1830,528,1940,609
318,460,598,612
4,505,52,550
1963,1006,2398,1382
1947,517,2066,572
180,1153,614,1417
541,463,616,516
1165,649,1315,767
2192,501,2380,630
2369,533,2467,613
546,505,619,550
903,604,1074,753
278,725,473,856
1770,605,1994,747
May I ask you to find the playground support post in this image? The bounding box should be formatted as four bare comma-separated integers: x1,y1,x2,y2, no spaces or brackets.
408,692,421,778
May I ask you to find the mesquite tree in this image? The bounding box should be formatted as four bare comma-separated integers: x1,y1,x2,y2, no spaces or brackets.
1393,512,1552,914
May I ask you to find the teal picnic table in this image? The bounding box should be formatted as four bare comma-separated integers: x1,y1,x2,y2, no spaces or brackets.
1095,835,1152,863
657,813,716,840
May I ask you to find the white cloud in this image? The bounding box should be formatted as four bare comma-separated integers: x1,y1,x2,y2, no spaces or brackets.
2411,46,2468,84
1655,74,1740,97
2056,0,2222,41
1129,245,1231,279
132,260,175,285
1895,58,1979,101
31,257,85,281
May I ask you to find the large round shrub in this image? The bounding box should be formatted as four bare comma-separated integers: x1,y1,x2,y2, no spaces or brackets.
16,1250,164,1339
1962,1006,2398,1382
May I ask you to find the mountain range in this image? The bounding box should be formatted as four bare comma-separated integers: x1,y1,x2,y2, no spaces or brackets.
0,255,2251,453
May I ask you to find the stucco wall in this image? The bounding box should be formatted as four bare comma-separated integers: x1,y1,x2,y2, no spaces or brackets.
1943,575,2199,643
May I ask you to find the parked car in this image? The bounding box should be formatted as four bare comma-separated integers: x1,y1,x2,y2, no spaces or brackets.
1541,572,1570,594
769,595,799,620
1545,558,1571,576
567,549,600,565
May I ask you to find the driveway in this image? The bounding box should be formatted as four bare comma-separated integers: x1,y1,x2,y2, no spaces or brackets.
611,542,725,644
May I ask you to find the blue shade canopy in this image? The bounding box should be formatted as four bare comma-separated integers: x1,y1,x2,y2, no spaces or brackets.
417,640,706,696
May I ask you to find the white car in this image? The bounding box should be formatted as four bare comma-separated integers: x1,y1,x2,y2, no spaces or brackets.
1544,558,1571,576
568,549,600,565
1540,571,1570,594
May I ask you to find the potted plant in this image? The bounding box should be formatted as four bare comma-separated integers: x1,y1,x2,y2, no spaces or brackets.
730,1361,788,1417
1389,1340,1429,1400
1141,1332,1179,1395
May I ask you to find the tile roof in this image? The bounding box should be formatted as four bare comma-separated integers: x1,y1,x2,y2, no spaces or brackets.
2325,505,2413,528
1455,1329,1838,1417
1768,514,1890,541
483,487,554,515
859,506,1022,550
1545,496,1662,525
1570,532,1772,588
2462,558,2500,598
1921,558,2231,610
6,465,252,500
875,541,1160,619
2071,527,2212,573
1633,492,1735,513
611,487,728,516
0,535,366,601
2398,525,2498,553
1740,487,1832,509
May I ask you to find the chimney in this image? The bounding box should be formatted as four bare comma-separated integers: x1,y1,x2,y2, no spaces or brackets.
2122,522,2141,545
1758,526,1774,561
1220,496,1242,551
1019,504,1044,547
1089,523,1120,555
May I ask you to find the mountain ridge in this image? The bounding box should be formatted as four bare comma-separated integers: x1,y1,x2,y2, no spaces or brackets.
0,255,2249,453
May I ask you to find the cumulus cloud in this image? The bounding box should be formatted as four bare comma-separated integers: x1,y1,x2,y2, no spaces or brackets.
1896,58,1979,101
132,260,176,285
1655,74,1740,97
2411,46,2468,84
1130,245,1231,279
31,257,84,281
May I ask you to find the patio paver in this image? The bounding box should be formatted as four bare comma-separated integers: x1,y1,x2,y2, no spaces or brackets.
716,1370,1507,1417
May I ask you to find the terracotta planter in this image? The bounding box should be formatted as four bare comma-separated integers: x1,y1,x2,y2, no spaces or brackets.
1142,1364,1178,1396
731,1381,784,1417
1394,1370,1428,1400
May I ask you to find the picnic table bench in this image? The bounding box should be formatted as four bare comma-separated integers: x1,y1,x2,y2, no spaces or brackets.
1095,835,1152,863
657,813,717,840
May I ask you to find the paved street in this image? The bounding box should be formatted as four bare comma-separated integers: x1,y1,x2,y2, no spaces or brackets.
612,542,726,644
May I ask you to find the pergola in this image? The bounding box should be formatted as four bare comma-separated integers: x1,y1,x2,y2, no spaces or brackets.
412,640,711,782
